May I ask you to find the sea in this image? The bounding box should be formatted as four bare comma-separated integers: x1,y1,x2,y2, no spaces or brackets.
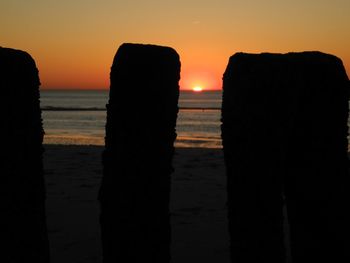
40,90,222,148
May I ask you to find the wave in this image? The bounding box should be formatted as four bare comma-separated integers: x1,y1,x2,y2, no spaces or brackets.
179,107,220,111
41,106,106,111
41,106,221,111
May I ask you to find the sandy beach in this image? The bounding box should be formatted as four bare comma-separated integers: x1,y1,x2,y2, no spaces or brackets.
44,145,229,263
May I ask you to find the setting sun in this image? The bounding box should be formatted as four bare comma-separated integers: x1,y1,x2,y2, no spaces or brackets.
193,86,203,92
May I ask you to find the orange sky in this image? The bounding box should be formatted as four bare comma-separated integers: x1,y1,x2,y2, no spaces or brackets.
1,0,350,90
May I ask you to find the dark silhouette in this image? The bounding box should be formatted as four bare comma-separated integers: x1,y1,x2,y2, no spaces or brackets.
98,43,180,262
0,47,49,262
221,52,349,263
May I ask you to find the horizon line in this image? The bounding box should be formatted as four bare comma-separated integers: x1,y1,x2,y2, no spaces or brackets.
40,88,222,92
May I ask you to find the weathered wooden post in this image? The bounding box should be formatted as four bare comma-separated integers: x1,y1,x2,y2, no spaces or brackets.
221,52,349,263
1,47,49,262
222,53,288,263
99,43,180,262
283,52,349,263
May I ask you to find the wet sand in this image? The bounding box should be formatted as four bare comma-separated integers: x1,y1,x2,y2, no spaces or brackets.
44,145,229,263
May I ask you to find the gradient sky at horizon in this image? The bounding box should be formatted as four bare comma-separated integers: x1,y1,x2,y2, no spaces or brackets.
1,0,350,90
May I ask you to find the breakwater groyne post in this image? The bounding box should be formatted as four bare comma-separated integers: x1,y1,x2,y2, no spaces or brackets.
1,47,49,262
221,52,349,263
99,43,180,262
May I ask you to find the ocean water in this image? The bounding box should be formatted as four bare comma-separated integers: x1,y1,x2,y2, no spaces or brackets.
41,90,222,148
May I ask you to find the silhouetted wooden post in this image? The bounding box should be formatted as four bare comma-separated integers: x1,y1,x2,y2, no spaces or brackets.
222,53,288,263
99,43,180,262
221,52,349,263
283,52,349,263
1,47,49,262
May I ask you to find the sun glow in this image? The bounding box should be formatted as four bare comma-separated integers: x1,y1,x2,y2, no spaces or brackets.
193,86,203,92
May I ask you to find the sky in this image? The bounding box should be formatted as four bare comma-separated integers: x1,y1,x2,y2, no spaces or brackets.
1,0,350,90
